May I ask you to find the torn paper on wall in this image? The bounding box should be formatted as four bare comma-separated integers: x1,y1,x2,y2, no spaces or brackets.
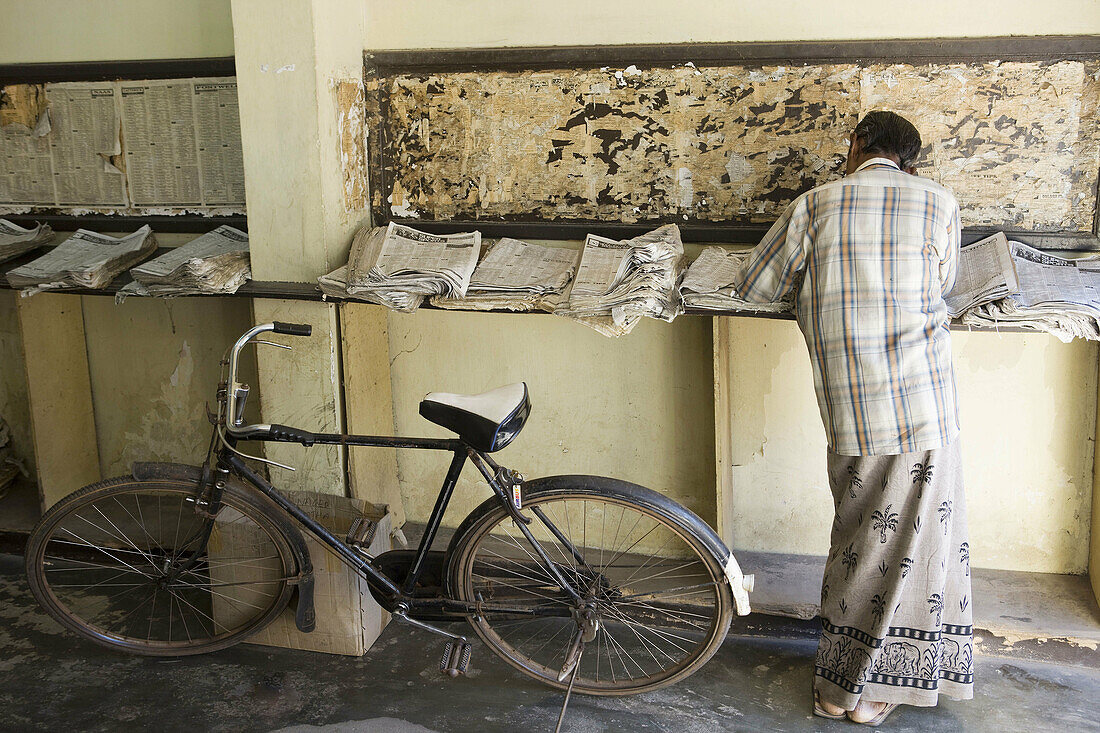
366,59,1099,233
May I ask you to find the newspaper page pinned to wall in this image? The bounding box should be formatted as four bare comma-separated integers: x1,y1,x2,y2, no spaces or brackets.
119,78,244,208
45,82,127,206
1,77,244,211
1,84,54,205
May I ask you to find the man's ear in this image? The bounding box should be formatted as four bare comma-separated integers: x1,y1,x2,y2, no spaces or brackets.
848,132,862,156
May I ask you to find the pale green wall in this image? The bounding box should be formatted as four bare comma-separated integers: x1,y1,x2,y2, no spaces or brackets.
387,305,717,527
0,292,34,473
81,291,258,478
720,318,1097,575
0,0,234,63
363,0,1100,48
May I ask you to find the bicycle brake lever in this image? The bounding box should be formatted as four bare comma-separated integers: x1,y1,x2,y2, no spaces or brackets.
252,340,291,350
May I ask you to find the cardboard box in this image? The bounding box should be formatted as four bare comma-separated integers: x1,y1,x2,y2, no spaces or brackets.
210,489,391,656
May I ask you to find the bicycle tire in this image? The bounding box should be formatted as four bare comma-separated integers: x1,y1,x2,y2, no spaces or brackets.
446,475,734,695
25,475,299,656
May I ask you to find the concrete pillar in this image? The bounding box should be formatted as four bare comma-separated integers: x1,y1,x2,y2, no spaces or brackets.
231,0,393,498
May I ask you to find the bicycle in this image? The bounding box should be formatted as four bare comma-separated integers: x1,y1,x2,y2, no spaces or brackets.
25,321,755,700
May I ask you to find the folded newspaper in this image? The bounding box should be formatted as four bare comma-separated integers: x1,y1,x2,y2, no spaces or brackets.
343,222,480,313
679,246,795,314
556,224,684,337
117,226,250,299
6,226,157,292
0,219,54,265
317,263,394,309
944,232,1019,318
959,240,1100,342
431,237,578,312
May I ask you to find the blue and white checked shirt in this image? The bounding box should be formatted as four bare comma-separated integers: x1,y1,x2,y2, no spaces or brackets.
735,158,961,456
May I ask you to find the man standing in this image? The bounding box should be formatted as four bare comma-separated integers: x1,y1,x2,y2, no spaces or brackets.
734,111,972,725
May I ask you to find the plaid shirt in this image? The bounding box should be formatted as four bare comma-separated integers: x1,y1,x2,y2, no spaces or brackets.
735,158,961,456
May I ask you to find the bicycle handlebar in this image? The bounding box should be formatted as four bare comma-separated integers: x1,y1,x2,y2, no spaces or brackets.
225,322,312,439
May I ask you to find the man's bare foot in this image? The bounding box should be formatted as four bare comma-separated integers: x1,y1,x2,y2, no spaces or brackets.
813,686,847,719
848,699,900,726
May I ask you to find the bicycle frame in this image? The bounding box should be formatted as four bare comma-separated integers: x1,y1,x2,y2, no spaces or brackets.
203,321,592,623
215,425,581,621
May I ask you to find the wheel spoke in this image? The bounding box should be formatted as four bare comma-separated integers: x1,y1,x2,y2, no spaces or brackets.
30,481,293,652
457,492,729,693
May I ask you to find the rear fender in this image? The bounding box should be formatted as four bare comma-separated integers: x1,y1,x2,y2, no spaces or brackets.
447,474,753,616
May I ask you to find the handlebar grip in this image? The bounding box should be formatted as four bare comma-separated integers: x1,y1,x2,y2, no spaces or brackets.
268,424,317,446
272,322,312,337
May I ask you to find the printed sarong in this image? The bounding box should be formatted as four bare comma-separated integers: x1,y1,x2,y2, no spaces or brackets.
814,440,974,708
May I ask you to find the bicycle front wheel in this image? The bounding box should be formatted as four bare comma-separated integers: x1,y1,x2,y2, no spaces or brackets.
25,476,298,656
447,477,734,695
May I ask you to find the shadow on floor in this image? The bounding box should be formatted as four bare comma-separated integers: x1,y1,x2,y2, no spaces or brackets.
0,553,1097,733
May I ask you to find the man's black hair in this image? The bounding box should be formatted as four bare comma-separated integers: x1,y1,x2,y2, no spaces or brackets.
853,111,922,169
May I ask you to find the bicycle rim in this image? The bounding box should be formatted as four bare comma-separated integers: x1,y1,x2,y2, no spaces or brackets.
26,477,297,655
450,489,733,694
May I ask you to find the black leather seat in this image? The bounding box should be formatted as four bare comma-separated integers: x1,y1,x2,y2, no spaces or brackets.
419,383,531,452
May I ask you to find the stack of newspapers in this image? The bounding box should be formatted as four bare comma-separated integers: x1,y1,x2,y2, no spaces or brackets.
679,246,794,314
119,226,250,298
556,224,684,337
957,238,1100,342
6,226,157,292
944,233,1019,318
0,219,54,265
431,237,578,312
320,222,481,312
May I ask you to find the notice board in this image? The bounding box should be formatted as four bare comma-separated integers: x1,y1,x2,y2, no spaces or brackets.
364,41,1100,238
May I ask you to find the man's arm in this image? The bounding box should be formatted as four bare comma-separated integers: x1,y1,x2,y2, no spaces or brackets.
939,198,961,296
733,194,811,303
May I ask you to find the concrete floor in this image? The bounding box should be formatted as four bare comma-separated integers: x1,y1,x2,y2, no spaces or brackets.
1,553,1098,733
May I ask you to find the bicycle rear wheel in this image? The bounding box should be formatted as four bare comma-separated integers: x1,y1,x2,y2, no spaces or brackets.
25,476,298,656
447,477,734,695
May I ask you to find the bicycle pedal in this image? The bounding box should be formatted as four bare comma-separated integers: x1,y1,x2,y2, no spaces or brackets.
440,641,472,678
346,517,378,549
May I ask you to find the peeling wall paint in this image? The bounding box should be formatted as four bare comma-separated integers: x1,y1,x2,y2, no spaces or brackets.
333,79,368,212
0,84,47,130
366,60,1100,232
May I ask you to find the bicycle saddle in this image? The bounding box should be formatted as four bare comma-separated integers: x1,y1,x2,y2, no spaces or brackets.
419,382,531,452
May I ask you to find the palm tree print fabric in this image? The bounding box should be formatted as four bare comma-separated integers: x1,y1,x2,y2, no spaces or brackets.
815,440,973,709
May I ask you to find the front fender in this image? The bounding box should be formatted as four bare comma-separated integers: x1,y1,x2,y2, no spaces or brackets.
130,461,317,632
